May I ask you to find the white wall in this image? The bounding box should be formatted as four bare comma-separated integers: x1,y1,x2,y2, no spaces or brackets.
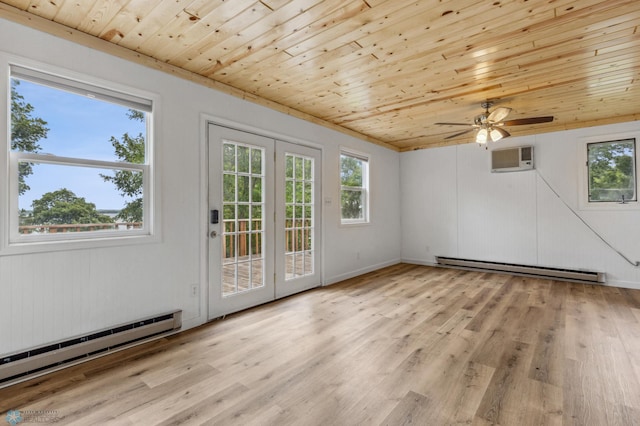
401,122,640,289
0,19,401,354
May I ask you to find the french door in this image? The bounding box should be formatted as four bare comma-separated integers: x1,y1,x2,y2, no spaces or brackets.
275,141,321,298
208,124,321,319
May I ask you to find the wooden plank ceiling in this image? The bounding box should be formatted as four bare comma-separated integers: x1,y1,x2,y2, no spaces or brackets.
1,0,638,151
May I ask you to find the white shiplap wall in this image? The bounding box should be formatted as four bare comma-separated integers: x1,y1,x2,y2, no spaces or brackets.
401,122,640,289
456,140,538,263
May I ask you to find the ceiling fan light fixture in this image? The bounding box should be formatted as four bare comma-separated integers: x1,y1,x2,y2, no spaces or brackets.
476,128,488,144
437,102,552,145
490,127,510,142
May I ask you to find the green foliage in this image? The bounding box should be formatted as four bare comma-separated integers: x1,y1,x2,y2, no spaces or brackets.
588,140,636,202
116,198,143,224
101,109,145,222
10,80,49,195
223,143,264,205
340,155,364,219
32,188,113,225
19,209,35,227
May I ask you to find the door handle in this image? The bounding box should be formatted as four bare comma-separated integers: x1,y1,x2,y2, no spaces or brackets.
210,230,217,238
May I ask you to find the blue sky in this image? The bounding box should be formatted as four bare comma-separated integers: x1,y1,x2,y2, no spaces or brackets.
14,79,146,210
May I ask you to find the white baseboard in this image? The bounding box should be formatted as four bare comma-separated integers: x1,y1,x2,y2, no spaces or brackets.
604,279,640,290
324,258,402,286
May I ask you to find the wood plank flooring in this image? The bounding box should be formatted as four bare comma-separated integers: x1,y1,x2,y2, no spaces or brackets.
2,263,640,425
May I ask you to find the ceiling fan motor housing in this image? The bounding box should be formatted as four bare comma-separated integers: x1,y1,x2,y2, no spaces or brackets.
475,114,488,125
480,101,494,110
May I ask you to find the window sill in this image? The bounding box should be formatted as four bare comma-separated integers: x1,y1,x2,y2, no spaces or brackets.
578,201,640,212
340,220,371,228
1,232,160,256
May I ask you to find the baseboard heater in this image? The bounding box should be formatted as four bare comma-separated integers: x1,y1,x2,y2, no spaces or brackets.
0,310,182,388
435,257,605,284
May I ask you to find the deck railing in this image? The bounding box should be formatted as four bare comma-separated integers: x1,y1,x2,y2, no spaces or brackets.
19,222,142,234
222,219,312,259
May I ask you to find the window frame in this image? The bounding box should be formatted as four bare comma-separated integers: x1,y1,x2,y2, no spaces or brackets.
578,131,640,211
339,149,370,225
2,57,159,254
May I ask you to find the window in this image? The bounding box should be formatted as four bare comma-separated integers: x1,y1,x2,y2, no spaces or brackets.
340,150,369,224
587,138,636,203
8,65,153,244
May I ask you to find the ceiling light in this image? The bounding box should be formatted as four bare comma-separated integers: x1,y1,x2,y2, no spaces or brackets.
476,128,488,144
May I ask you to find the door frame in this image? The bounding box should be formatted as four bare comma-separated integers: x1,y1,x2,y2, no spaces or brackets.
201,116,324,320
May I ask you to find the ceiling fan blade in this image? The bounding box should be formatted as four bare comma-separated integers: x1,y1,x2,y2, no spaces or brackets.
444,128,475,139
435,122,474,126
502,116,554,126
487,107,511,123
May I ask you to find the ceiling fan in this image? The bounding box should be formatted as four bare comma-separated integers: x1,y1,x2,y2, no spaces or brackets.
436,102,554,144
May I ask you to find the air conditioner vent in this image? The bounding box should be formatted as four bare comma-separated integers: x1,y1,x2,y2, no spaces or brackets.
492,146,534,172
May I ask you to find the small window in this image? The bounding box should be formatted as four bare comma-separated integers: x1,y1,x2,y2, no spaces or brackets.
587,138,636,203
340,151,369,224
8,65,153,244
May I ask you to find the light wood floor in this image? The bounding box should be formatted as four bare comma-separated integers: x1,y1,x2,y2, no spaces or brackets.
2,264,640,425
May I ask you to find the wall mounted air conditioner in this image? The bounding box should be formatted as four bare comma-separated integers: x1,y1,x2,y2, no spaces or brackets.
491,146,534,172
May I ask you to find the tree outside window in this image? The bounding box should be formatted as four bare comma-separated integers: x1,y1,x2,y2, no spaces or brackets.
11,80,49,195
9,66,151,242
340,152,369,223
587,139,636,203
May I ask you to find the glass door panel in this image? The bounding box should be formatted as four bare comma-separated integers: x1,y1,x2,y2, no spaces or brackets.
221,142,265,296
284,153,315,280
276,141,321,298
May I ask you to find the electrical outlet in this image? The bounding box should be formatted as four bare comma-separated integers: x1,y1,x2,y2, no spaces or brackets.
191,284,198,297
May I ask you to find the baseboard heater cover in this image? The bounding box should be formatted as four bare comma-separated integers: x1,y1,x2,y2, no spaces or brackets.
0,310,182,388
435,257,605,284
